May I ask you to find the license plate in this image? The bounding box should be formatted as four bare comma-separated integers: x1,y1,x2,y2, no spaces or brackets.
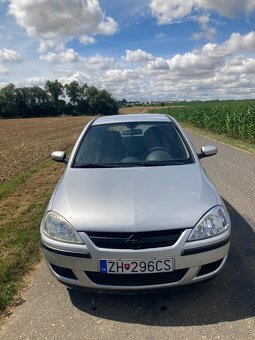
99,258,174,274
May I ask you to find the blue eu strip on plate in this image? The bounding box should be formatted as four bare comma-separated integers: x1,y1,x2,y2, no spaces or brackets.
100,260,107,273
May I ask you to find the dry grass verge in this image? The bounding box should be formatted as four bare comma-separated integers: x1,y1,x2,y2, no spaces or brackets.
0,160,65,313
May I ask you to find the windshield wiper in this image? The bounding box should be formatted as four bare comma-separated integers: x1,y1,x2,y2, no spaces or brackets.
134,161,186,167
74,161,187,168
74,163,115,168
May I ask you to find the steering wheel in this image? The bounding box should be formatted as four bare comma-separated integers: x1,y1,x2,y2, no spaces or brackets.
144,147,172,159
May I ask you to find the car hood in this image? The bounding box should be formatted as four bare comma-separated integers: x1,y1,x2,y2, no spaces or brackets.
51,164,219,232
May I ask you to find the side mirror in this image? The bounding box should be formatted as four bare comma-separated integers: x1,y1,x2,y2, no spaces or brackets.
51,151,68,163
198,145,217,159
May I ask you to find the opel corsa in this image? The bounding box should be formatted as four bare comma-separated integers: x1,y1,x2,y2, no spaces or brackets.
41,114,231,291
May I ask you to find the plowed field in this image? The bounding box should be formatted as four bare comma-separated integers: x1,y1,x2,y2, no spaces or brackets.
0,116,93,183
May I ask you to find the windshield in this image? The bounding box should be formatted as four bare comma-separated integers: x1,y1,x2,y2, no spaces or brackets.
73,121,194,167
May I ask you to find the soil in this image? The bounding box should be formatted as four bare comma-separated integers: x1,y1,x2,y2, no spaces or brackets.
0,116,93,183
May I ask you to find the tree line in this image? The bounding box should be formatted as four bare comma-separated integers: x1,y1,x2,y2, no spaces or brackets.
0,80,119,118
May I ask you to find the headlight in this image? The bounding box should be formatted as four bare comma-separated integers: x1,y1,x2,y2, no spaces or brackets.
41,211,84,244
188,206,230,241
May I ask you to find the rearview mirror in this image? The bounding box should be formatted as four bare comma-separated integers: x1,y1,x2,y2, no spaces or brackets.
198,145,217,159
51,151,68,163
122,128,142,136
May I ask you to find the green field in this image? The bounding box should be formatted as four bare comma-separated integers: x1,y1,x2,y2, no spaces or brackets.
152,100,255,144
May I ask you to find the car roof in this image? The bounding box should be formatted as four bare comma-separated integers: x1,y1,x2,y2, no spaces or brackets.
92,113,171,125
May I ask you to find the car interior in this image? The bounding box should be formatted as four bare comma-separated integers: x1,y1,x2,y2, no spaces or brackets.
74,122,191,165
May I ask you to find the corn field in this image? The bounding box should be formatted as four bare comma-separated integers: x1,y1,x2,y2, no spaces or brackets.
156,101,255,143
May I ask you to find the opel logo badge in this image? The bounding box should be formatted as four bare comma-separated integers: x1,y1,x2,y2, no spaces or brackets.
127,234,142,249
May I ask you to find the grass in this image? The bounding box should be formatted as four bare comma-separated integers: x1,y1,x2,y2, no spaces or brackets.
0,160,64,314
0,200,48,311
179,121,255,154
0,161,51,201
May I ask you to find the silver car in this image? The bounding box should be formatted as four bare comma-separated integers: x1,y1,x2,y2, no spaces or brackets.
41,114,231,291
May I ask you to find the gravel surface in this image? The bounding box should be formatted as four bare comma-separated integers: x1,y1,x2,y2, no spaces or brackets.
1,130,255,340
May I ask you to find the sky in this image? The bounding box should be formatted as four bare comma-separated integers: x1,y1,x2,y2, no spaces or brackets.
0,0,255,101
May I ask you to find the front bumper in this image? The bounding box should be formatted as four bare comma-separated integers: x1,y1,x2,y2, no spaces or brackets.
41,228,230,291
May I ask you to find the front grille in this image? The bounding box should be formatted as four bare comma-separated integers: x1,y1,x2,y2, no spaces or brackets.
86,229,184,250
85,269,188,286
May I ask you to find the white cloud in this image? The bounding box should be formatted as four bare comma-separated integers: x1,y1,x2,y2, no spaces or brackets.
150,0,255,24
155,33,167,39
82,54,116,70
219,56,255,76
0,82,9,89
97,17,118,35
55,43,66,52
132,30,255,100
79,35,95,45
19,73,89,87
146,58,170,71
102,69,141,83
20,76,48,87
38,39,57,53
192,15,216,41
58,71,90,85
200,0,255,18
40,48,79,63
150,0,194,24
165,31,255,76
0,65,9,75
123,49,155,63
7,0,118,50
221,31,255,55
85,54,116,70
0,48,22,63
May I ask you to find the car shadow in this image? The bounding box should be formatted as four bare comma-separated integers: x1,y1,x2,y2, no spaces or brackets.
68,200,255,326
